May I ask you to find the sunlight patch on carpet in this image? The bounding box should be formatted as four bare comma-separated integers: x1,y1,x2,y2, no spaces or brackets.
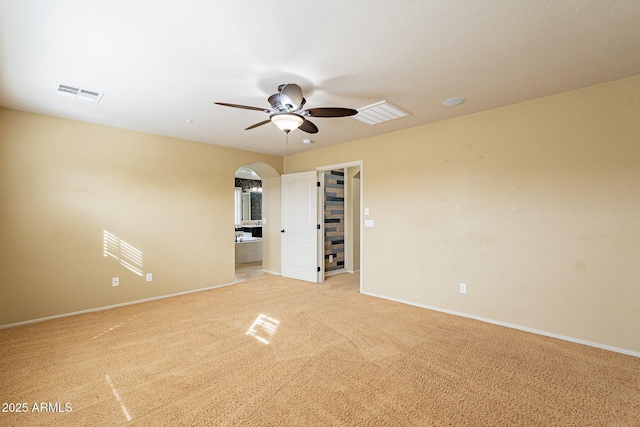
105,374,132,422
246,314,280,345
92,315,139,340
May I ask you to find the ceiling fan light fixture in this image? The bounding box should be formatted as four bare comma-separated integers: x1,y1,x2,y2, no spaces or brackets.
215,84,354,135
271,113,304,133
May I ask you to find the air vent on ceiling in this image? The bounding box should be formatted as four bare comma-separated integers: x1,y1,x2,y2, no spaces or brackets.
352,100,411,125
55,83,104,103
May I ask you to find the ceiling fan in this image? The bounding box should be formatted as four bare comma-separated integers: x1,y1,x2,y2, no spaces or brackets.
215,83,358,134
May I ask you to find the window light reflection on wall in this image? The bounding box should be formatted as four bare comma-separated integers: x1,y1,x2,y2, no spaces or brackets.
103,230,143,276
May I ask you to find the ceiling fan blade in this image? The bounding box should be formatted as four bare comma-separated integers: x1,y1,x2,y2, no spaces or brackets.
215,102,270,113
299,118,319,134
304,107,358,118
245,119,271,130
279,84,304,109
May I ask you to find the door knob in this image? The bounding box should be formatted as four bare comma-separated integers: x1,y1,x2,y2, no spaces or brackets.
281,229,285,233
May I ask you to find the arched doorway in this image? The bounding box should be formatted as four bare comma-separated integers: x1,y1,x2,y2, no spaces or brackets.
234,162,280,282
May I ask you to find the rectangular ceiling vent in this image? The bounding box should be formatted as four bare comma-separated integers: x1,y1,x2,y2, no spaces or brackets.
353,100,411,125
55,83,104,103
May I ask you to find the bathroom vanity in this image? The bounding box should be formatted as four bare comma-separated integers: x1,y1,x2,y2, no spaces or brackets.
235,225,262,264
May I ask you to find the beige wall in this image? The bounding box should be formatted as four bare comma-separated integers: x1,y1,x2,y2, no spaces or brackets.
346,167,361,272
0,108,282,325
285,76,640,354
261,176,281,274
352,176,360,272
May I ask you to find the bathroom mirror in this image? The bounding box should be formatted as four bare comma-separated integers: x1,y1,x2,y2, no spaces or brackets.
234,167,262,225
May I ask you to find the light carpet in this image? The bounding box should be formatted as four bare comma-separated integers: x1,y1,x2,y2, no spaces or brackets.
1,273,639,426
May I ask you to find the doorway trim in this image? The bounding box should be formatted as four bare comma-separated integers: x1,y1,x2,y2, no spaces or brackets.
316,160,364,292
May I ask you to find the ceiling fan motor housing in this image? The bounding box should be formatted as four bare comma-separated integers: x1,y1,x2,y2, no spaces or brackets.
269,83,305,112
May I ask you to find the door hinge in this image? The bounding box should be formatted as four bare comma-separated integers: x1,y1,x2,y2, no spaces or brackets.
317,267,321,272
317,181,321,187
317,224,321,230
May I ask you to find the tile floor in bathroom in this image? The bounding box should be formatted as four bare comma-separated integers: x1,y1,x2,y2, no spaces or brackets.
234,261,269,283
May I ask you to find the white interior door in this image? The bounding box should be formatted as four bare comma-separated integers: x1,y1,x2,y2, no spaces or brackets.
281,171,319,282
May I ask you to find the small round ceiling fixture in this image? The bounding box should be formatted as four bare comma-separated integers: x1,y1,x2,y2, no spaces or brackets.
302,139,313,144
442,97,465,107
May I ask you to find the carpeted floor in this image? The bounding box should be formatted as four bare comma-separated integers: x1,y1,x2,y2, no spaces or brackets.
1,273,639,426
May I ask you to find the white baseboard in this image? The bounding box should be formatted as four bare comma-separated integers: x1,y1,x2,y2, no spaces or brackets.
325,269,347,277
0,281,237,330
261,269,281,276
362,291,640,359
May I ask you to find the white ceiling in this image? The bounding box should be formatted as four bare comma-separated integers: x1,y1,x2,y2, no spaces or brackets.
1,1,639,156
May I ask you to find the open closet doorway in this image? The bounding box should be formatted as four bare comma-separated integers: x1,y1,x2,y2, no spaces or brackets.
318,162,363,284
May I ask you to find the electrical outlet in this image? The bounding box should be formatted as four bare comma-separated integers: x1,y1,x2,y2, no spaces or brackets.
460,283,467,294
146,273,152,282
112,277,119,287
